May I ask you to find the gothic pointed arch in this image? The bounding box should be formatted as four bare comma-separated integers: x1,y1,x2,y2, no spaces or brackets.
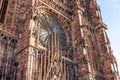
36,13,68,52
0,0,8,23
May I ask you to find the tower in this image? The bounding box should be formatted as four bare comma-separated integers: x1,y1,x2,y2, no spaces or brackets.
0,0,119,80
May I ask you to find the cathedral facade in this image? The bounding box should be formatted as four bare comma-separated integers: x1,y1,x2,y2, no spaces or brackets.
0,0,119,80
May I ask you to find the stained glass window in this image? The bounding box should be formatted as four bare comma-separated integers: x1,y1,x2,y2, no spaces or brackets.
36,14,68,51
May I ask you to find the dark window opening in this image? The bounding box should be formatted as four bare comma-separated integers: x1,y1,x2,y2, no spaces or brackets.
0,0,8,23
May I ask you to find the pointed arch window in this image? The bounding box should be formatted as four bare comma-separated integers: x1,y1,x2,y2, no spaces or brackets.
36,13,68,52
0,0,8,23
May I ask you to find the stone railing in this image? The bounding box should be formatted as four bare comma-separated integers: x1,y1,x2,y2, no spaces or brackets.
40,0,71,19
52,0,71,11
0,23,17,39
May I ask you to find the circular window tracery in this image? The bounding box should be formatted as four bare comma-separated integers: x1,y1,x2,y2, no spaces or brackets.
36,13,68,52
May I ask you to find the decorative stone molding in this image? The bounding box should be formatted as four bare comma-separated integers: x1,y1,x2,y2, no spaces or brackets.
0,31,17,48
29,46,45,55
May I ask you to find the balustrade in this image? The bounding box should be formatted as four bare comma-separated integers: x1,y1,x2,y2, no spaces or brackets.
39,0,71,19
0,23,17,38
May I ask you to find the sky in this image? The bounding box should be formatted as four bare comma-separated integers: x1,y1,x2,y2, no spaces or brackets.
97,0,120,73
